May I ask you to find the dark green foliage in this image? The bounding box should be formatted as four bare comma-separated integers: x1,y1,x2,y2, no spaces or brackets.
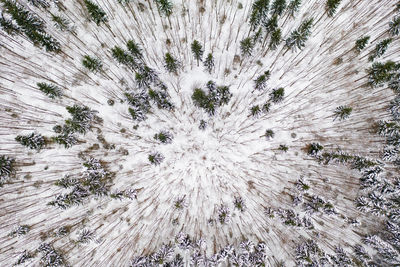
262,102,271,113
155,0,173,17
203,53,214,74
307,143,323,156
15,132,45,150
326,0,342,17
368,61,400,87
287,0,301,17
135,66,158,88
27,0,50,8
199,119,207,130
334,105,352,121
148,152,164,165
250,105,262,117
154,130,173,144
55,176,79,188
51,14,71,32
252,27,263,43
270,87,285,103
192,81,232,116
355,36,370,52
254,70,270,91
38,243,66,266
191,40,204,65
389,16,400,36
126,40,143,61
164,52,181,74
0,15,20,35
65,104,97,134
0,155,15,186
37,82,62,99
368,38,392,62
0,0,61,52
264,129,275,139
111,46,134,65
269,28,281,50
285,18,313,51
249,0,270,30
264,14,278,33
84,0,108,25
279,144,288,152
376,120,400,137
126,91,150,121
270,0,286,16
148,88,174,110
82,55,102,72
240,37,254,57
52,133,77,148
233,196,245,212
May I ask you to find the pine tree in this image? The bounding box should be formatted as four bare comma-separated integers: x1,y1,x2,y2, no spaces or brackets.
0,15,20,35
82,55,102,72
307,143,323,156
270,87,285,103
148,88,174,110
84,0,107,25
269,28,281,50
0,155,15,186
264,14,278,33
334,106,352,121
191,40,204,66
164,52,180,74
390,96,400,120
250,105,262,117
270,0,286,16
154,130,173,144
368,38,392,62
354,36,370,52
126,40,143,61
249,0,270,30
203,53,214,74
199,119,207,130
254,71,270,91
285,18,313,51
389,16,400,36
368,61,400,87
52,133,78,148
155,0,173,17
279,144,288,152
27,0,50,8
37,82,62,98
326,0,342,17
264,129,275,139
51,14,72,32
148,152,164,165
15,132,45,150
111,46,134,66
287,0,301,17
240,37,254,57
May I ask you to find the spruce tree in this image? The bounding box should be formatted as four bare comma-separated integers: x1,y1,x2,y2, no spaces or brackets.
155,0,173,17
334,106,352,121
154,130,173,144
148,152,164,165
203,53,214,74
84,0,108,25
250,105,262,117
15,132,45,150
249,0,270,30
240,37,254,57
287,0,301,17
111,46,134,66
264,14,278,33
37,82,62,99
27,0,50,8
368,38,392,62
254,71,270,91
269,28,282,50
389,16,400,36
368,61,400,87
270,87,285,103
307,143,323,156
0,15,20,35
326,0,342,17
51,14,72,32
126,40,143,61
354,36,370,52
82,55,102,72
264,129,275,139
164,53,180,74
191,40,204,66
0,155,15,186
285,18,313,51
270,0,286,17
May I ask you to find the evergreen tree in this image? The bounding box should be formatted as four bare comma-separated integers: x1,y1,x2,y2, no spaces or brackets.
155,0,173,17
15,132,45,150
270,0,286,16
240,37,255,57
126,91,150,121
264,129,275,139
270,87,285,103
111,46,134,66
355,36,370,52
154,130,173,144
287,0,301,17
326,0,342,17
27,0,50,8
254,71,271,91
0,15,20,35
285,18,313,51
199,119,207,130
269,28,281,50
37,82,62,99
0,155,15,186
191,81,231,116
84,0,108,25
148,152,164,165
368,38,392,62
262,102,271,113
307,143,323,156
334,105,352,121
164,52,181,74
203,53,214,74
368,61,400,87
51,14,72,32
148,88,174,110
126,40,143,61
279,144,289,152
249,0,270,30
82,55,102,72
389,16,400,36
191,40,204,66
264,14,278,33
250,105,262,117
52,133,78,148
